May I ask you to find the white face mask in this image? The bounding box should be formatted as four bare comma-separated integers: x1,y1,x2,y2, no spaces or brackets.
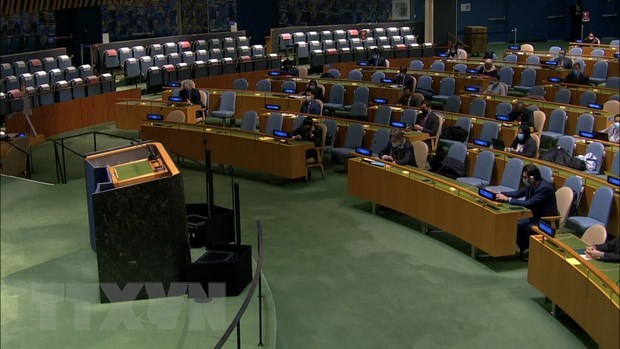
391,142,401,148
306,95,312,101
522,178,530,186
614,122,620,129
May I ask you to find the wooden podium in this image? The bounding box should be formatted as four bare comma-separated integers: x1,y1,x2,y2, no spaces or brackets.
464,26,487,56
84,141,191,303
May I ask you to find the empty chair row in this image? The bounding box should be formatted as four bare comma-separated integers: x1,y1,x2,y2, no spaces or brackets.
1,55,72,79
0,74,115,115
278,27,413,50
106,45,265,70
2,65,95,92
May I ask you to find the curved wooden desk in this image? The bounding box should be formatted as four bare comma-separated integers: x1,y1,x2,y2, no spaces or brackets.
347,156,531,257
528,232,619,349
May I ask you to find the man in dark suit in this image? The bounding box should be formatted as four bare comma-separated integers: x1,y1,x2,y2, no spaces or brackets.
393,66,414,90
300,88,321,115
496,165,559,260
553,49,573,69
563,62,590,85
508,102,534,126
587,236,619,263
379,129,416,167
368,48,387,67
179,79,205,118
412,100,439,136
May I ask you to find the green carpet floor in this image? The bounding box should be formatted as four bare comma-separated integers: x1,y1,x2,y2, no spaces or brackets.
1,120,595,348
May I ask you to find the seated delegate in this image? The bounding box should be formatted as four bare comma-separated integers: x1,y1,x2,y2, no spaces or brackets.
508,102,534,126
379,129,416,166
393,66,414,90
600,114,620,143
477,59,498,77
495,165,559,261
586,236,619,263
292,117,324,160
412,100,439,137
552,49,573,69
299,88,321,115
300,79,324,101
507,124,537,158
563,62,590,85
368,48,387,67
179,79,206,117
485,75,506,96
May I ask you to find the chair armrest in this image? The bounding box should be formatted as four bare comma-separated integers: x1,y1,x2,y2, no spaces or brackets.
541,215,563,229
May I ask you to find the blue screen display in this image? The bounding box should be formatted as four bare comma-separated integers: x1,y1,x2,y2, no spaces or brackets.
544,60,558,66
607,176,620,187
390,121,406,128
268,71,282,76
146,114,164,121
168,96,183,102
357,61,369,66
538,221,555,237
473,139,491,147
373,98,388,104
466,69,479,74
283,88,295,94
587,103,602,110
380,78,394,84
355,147,372,156
495,115,510,121
168,81,181,87
478,188,496,201
465,86,480,92
273,130,288,138
508,45,520,50
547,77,561,83
265,104,281,110
579,131,595,139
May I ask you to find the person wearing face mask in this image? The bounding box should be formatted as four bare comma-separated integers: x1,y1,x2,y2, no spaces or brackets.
412,100,440,136
600,114,620,143
552,49,573,69
563,62,590,85
507,124,537,158
393,66,414,90
368,48,387,67
485,75,507,96
292,117,324,161
583,32,601,45
477,59,498,77
446,43,468,60
379,129,416,166
300,79,324,101
299,88,321,115
508,102,534,126
495,164,559,260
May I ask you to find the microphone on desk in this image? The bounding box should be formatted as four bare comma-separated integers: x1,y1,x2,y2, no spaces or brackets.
131,141,158,161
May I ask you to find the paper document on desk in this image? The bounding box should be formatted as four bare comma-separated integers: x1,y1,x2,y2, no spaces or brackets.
566,257,582,265
580,254,593,261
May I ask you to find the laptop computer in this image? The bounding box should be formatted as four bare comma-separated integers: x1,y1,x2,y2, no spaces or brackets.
491,138,506,151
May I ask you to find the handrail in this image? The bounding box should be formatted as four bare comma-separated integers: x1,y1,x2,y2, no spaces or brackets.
535,229,619,295
214,220,265,349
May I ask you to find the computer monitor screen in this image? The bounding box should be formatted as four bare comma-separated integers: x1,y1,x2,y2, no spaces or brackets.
495,115,510,121
390,121,406,129
273,130,289,138
578,131,595,139
168,96,183,102
355,147,372,156
478,188,497,201
465,86,480,92
538,221,556,237
265,104,281,110
373,98,388,104
473,139,490,148
146,113,164,121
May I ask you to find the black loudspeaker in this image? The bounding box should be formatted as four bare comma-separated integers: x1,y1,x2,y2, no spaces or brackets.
183,244,252,297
